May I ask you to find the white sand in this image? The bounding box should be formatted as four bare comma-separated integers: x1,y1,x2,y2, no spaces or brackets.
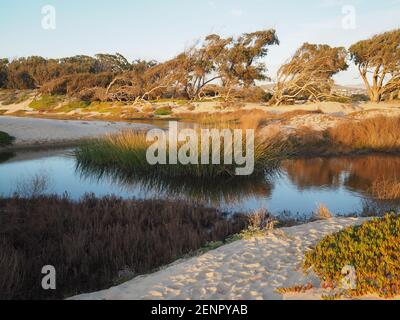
0,116,154,148
71,217,369,300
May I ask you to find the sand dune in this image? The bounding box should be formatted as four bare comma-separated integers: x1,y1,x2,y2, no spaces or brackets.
71,217,369,300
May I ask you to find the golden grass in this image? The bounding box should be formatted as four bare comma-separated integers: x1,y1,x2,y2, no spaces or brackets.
328,116,400,152
314,203,333,220
370,178,400,200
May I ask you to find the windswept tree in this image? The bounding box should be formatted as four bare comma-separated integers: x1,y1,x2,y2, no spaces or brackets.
271,43,348,105
219,30,279,100
349,29,400,102
106,29,279,102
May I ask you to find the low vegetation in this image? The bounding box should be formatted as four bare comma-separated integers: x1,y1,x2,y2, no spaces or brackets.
0,131,14,146
290,116,400,156
370,178,400,200
304,214,400,298
29,94,62,111
0,194,247,300
75,130,289,180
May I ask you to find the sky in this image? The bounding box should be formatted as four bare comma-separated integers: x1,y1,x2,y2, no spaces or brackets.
1,0,399,85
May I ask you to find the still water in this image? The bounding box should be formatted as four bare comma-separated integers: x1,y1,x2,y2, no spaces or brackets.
1,148,400,218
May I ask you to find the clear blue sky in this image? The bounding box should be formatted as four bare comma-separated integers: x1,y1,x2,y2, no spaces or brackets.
1,0,399,85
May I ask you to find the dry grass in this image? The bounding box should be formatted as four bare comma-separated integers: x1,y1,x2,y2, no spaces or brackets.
328,116,400,152
370,178,400,200
314,203,333,220
0,195,247,300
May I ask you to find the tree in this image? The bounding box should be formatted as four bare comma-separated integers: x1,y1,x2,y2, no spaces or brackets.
271,43,348,105
349,29,400,103
0,58,8,88
94,53,131,73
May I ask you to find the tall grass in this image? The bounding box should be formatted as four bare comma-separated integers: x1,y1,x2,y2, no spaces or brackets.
0,194,247,300
328,116,400,152
289,116,400,156
75,129,289,179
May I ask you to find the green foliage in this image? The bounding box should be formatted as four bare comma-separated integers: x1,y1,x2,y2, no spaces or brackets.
154,106,173,116
303,214,400,298
57,100,91,113
29,94,62,111
75,130,288,180
0,131,14,146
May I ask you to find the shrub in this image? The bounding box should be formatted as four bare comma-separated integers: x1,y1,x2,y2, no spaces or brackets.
0,131,14,146
303,214,400,298
154,106,173,116
0,195,247,299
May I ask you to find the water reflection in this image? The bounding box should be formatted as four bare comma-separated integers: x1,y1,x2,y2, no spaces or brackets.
76,161,275,207
2,150,400,216
283,155,400,199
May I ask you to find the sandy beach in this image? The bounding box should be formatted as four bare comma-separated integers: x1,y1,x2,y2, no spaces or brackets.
71,217,369,300
0,116,154,149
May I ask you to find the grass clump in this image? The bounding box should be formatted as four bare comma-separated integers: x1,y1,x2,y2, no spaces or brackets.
75,130,288,180
0,131,14,147
29,94,62,111
303,214,400,298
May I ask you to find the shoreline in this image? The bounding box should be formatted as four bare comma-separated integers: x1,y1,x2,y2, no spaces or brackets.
0,116,156,152
71,217,370,300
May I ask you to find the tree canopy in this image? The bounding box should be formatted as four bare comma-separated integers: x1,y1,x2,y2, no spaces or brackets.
349,29,400,102
271,43,348,105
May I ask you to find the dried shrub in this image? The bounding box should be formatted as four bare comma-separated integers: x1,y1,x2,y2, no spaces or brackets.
314,203,332,220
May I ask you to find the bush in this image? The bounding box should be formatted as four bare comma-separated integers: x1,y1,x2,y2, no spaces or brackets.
304,214,400,298
0,131,14,146
154,106,173,116
0,195,247,299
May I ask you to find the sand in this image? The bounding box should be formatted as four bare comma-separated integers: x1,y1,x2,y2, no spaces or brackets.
0,116,154,149
71,217,370,300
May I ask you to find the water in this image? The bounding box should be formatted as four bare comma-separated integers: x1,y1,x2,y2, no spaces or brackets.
1,148,400,218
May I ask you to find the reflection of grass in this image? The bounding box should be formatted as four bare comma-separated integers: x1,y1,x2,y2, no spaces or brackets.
304,214,400,298
75,130,288,180
0,152,15,163
0,195,246,300
76,158,275,206
0,131,14,146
